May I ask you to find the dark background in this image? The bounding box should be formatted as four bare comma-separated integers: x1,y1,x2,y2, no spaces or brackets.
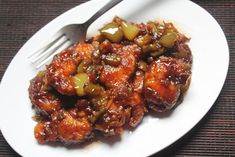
0,0,234,156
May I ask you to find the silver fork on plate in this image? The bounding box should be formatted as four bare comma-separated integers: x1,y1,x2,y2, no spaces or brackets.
28,0,123,69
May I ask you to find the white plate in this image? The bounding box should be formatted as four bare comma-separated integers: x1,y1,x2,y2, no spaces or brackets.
0,0,229,157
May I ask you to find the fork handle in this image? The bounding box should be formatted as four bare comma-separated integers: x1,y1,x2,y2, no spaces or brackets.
85,0,123,26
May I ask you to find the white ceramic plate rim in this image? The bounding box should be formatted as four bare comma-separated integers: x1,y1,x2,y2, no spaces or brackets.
0,0,229,157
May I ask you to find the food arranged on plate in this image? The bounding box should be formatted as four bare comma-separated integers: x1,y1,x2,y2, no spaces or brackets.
28,16,192,145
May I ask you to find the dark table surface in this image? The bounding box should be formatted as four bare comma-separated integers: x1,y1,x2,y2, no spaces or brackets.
0,0,234,156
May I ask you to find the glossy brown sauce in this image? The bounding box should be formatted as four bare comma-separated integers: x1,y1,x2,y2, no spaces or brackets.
29,16,192,145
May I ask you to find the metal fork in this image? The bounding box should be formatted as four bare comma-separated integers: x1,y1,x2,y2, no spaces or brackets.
28,0,123,69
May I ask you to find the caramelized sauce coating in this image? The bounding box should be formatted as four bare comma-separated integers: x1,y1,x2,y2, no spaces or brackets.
95,99,128,136
35,107,93,144
46,43,94,95
34,121,57,144
100,43,141,88
28,71,62,115
29,17,192,145
144,57,191,112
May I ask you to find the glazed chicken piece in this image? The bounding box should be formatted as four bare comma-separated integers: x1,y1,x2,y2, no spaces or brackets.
46,43,94,96
110,83,146,127
95,84,146,136
95,99,128,136
28,71,62,115
100,41,141,88
97,41,146,134
34,100,93,144
144,57,191,112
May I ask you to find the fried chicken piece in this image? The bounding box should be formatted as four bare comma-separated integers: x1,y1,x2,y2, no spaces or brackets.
144,57,191,112
46,43,94,95
95,85,129,136
34,121,57,144
100,42,141,88
95,94,145,135
111,83,146,127
95,84,146,136
34,102,93,144
95,99,129,136
53,110,92,144
28,71,62,115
